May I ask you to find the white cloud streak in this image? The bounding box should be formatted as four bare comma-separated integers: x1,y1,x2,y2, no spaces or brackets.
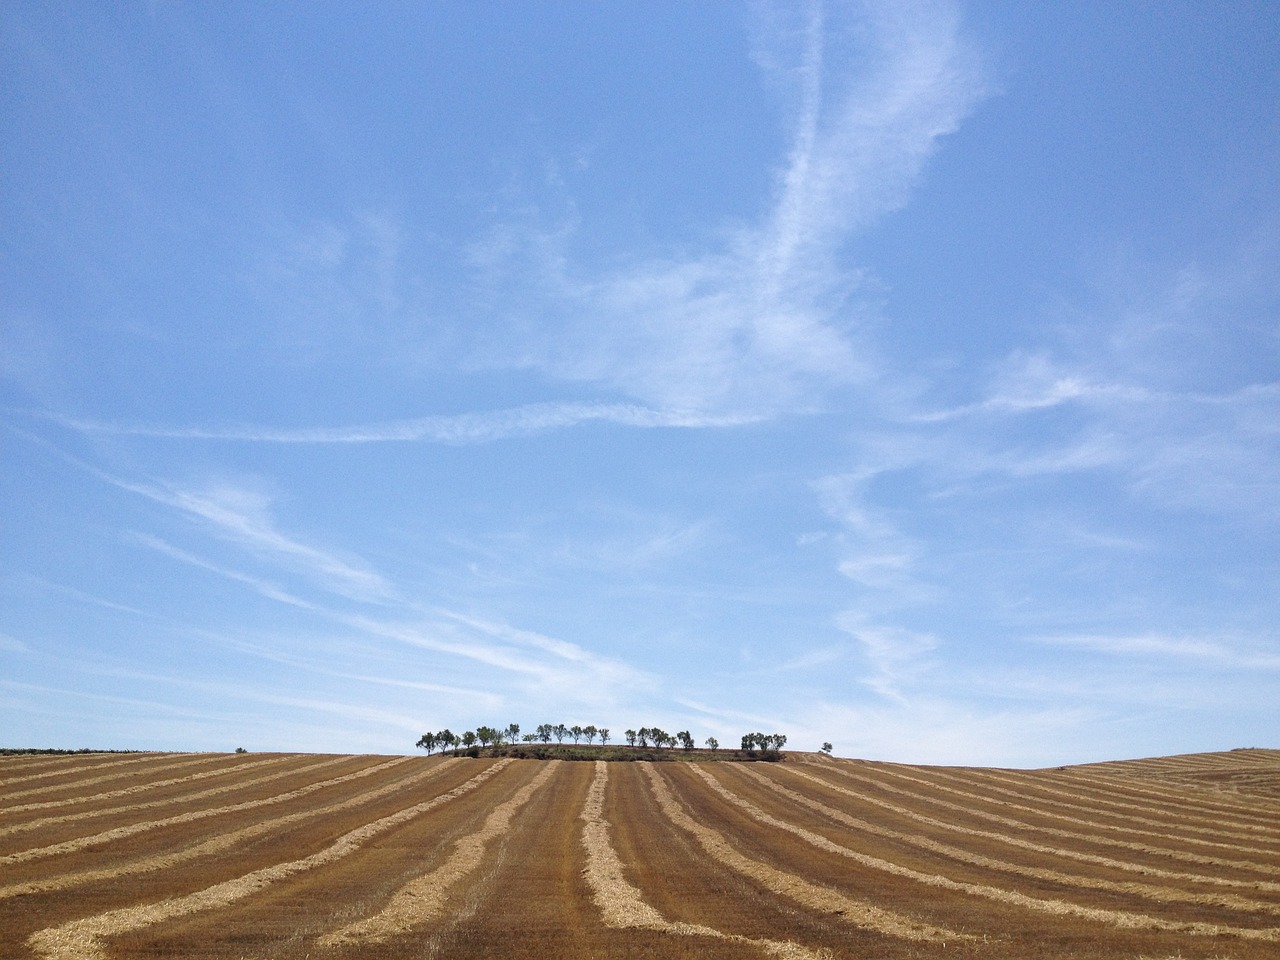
47,402,762,444
470,0,987,416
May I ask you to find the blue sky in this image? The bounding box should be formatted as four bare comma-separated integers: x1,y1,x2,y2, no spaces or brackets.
2,1,1277,766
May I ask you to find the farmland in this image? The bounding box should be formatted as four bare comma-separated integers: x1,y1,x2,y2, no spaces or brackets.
1,748,1277,958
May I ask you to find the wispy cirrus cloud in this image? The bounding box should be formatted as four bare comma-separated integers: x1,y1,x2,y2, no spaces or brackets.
1039,632,1280,671
469,0,987,416
46,401,761,444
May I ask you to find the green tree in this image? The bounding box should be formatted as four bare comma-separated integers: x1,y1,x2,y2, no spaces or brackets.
584,724,598,745
554,723,569,744
415,732,437,755
537,724,553,744
462,730,477,749
570,724,584,744
625,729,637,747
820,742,833,755
505,723,521,745
705,736,719,751
599,728,610,746
475,726,496,748
677,730,695,751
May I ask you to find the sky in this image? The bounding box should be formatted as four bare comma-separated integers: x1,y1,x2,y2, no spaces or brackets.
2,1,1277,767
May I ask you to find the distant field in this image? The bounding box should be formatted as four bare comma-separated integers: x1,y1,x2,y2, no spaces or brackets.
2,748,1277,958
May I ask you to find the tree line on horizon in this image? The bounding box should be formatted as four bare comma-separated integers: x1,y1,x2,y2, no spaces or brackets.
414,723,796,757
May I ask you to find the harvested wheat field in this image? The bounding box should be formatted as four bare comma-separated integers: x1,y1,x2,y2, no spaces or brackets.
2,748,1277,959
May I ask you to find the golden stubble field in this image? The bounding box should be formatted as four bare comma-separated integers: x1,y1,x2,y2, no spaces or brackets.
1,748,1277,959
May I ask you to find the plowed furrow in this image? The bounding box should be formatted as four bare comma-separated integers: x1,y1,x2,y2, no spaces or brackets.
25,760,515,960
320,760,562,946
785,764,1280,894
643,763,965,944
0,756,414,870
2,755,296,814
0,754,357,840
738,764,1280,919
0,757,431,900
695,765,1280,941
832,761,1280,874
0,754,237,804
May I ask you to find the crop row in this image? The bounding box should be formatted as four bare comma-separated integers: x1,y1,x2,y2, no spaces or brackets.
1,749,1276,958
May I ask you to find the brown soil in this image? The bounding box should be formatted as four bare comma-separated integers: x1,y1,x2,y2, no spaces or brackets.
2,748,1276,959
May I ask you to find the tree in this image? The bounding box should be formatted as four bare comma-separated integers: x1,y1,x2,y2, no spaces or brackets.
625,729,637,747
523,733,538,743
505,723,520,745
537,724,553,744
677,730,695,751
438,729,456,754
637,727,651,748
599,728,610,746
554,723,568,744
705,736,719,751
570,724,584,744
584,724,598,745
770,734,787,754
649,728,669,750
415,732,437,755
741,733,756,753
475,726,496,748
461,730,477,749
820,742,833,755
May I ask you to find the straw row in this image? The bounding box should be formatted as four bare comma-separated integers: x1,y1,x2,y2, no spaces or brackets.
26,760,514,960
0,754,355,839
642,763,965,944
832,760,1279,874
579,761,828,960
1,756,414,868
784,765,1280,894
694,765,1280,942
740,765,1280,918
0,756,434,900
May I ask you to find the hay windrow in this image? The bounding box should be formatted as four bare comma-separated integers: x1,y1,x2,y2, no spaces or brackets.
3,755,293,814
0,754,355,839
25,759,513,960
692,764,1280,942
0,753,169,789
0,756,414,867
1055,769,1280,823
784,765,1280,894
0,756,431,900
821,760,1280,875
319,760,562,946
955,767,1280,844
580,761,829,960
0,754,237,805
739,765,1280,918
643,763,967,944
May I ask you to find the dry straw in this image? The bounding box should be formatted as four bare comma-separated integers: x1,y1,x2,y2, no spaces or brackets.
580,761,829,960
0,753,354,840
785,765,1280,894
0,756,430,900
1,754,235,806
320,760,563,946
823,760,1279,875
26,760,513,960
0,753,167,789
693,764,1280,942
949,767,1279,845
741,765,1280,919
643,763,966,944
